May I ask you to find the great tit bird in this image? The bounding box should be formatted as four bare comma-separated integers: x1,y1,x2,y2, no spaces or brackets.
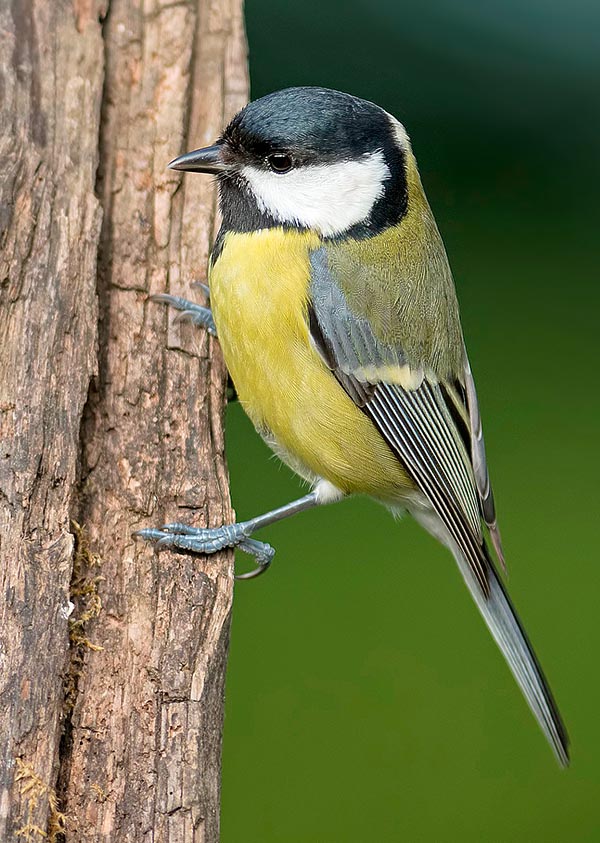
137,87,569,765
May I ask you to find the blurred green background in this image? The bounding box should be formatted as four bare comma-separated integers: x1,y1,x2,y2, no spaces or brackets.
221,1,599,840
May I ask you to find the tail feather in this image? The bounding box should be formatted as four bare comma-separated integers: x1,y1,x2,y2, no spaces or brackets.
454,547,570,766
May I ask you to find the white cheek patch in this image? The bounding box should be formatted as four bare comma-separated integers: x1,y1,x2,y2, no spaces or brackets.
242,151,390,237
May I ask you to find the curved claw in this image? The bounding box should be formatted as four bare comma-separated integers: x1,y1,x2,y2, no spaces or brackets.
234,538,275,580
149,293,188,308
173,310,198,323
234,561,272,581
191,281,211,300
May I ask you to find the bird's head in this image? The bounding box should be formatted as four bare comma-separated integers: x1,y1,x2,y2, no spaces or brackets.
169,87,411,239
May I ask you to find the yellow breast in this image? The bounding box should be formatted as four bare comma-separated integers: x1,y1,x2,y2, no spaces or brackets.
209,228,410,498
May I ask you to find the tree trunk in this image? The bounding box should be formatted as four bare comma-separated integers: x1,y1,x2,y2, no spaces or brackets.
0,1,247,840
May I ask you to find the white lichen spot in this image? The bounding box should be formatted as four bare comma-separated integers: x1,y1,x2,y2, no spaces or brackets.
59,601,75,620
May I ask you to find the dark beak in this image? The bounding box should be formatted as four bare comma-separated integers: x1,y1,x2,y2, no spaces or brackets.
168,144,229,174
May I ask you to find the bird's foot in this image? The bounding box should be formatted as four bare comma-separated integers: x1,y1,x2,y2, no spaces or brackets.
134,520,275,580
151,290,217,336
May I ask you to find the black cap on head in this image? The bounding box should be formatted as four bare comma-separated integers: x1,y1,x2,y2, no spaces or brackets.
222,86,399,165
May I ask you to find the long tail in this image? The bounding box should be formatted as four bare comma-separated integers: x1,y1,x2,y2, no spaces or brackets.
453,546,570,766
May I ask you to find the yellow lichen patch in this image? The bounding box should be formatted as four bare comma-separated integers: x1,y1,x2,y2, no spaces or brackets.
46,791,67,842
14,758,67,842
69,521,103,635
90,782,109,803
63,522,104,716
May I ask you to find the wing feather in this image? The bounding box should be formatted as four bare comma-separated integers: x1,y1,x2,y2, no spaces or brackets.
306,243,569,765
464,355,505,567
371,382,490,596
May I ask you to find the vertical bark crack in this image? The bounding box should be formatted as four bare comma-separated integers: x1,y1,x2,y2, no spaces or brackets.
53,7,111,829
2,2,247,839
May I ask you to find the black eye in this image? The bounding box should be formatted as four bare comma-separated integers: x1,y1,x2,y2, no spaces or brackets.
266,153,293,174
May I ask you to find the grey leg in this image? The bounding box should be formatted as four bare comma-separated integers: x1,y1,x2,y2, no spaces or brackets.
135,491,319,580
151,289,217,336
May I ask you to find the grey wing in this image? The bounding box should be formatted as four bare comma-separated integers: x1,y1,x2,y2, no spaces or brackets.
308,246,569,766
309,246,491,597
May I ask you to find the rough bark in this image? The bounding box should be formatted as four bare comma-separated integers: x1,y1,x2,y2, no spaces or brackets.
0,1,105,837
0,1,247,840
